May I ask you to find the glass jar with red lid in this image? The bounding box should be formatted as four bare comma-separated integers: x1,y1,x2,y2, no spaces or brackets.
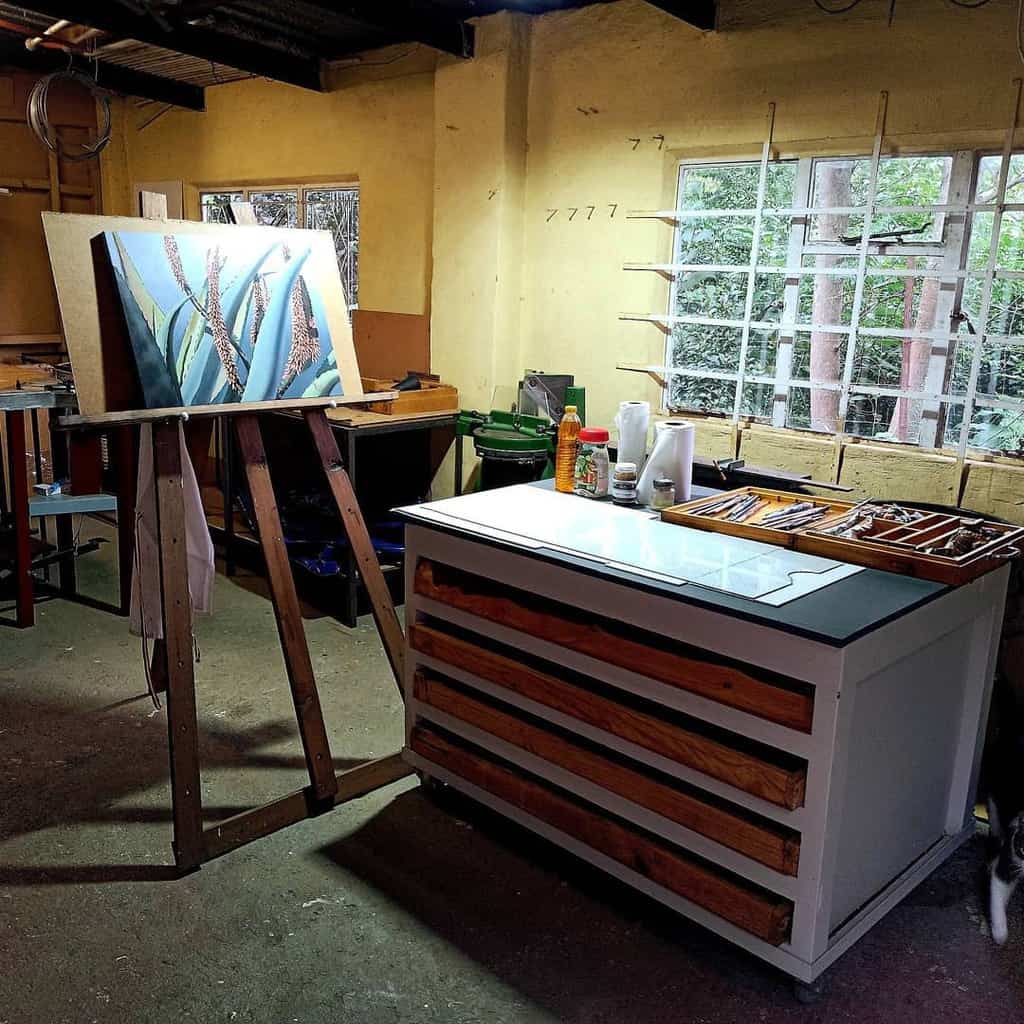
573,427,610,498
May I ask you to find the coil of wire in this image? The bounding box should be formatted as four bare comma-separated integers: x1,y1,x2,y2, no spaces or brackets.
27,69,112,162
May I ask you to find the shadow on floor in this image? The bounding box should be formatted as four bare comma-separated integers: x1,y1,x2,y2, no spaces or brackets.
314,782,1023,1023
0,687,365,886
316,786,806,1020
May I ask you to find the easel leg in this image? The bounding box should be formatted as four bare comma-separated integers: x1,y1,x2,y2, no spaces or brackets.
304,410,406,689
234,413,338,803
5,411,34,628
152,421,204,870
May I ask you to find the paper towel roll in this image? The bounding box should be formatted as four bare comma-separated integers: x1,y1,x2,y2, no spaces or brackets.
637,420,694,505
614,400,650,471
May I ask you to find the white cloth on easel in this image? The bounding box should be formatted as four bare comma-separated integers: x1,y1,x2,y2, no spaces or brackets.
129,422,215,639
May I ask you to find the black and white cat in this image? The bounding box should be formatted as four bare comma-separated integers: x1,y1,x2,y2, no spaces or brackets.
987,721,1024,945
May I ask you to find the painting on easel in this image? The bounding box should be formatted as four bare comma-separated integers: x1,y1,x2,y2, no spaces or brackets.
102,230,347,409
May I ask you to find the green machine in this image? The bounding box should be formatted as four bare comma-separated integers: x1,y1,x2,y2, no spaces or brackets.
454,379,586,494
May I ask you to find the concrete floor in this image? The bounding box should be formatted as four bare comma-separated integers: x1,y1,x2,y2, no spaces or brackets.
1,532,1023,1024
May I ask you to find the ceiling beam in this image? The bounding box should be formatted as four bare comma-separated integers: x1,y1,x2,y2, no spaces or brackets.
0,33,206,110
13,1,325,90
644,1,717,31
309,3,475,59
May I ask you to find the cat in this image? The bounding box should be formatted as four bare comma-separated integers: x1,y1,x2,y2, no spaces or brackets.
986,720,1024,945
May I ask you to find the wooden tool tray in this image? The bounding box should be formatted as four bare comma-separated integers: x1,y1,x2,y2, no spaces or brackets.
660,487,1023,586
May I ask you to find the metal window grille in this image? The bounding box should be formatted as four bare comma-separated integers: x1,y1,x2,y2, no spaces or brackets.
199,184,360,309
622,87,1024,456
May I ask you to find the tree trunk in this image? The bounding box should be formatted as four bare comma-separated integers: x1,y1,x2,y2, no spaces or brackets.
887,161,951,441
809,164,852,432
888,273,940,439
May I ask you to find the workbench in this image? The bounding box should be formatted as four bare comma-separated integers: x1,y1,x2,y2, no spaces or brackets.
218,407,457,626
1,389,123,627
397,485,1007,987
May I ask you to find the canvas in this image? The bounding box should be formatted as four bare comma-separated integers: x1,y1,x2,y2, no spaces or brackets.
101,229,353,410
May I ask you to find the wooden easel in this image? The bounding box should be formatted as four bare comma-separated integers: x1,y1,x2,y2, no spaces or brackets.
61,399,411,871
55,194,412,870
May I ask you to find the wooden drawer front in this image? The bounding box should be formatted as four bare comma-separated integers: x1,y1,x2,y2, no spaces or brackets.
410,624,807,810
414,559,813,733
411,725,794,946
414,671,800,875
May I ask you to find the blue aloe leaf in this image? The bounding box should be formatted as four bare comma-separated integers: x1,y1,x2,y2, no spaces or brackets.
223,244,279,369
156,295,195,385
180,341,226,406
302,369,340,398
242,247,311,402
175,283,209,382
113,268,182,408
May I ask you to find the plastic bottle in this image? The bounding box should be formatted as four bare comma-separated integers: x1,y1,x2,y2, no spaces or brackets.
554,405,582,493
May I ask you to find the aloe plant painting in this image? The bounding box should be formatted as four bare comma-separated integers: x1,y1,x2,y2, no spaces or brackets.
102,230,344,409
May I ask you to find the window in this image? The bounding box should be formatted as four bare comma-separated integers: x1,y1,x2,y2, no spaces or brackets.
199,184,360,309
660,150,1024,454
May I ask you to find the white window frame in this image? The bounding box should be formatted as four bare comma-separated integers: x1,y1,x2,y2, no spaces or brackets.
641,129,1024,454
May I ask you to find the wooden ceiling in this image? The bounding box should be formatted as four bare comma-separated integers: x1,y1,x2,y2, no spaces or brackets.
0,1,716,110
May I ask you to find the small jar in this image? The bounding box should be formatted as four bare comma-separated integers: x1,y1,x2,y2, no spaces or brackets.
611,461,638,506
574,427,610,498
651,477,676,510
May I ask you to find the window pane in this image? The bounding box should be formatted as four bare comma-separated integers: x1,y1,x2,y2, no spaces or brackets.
967,211,1024,271
745,329,780,378
961,276,1024,335
678,162,795,211
844,392,894,438
305,187,360,308
674,270,784,322
796,262,856,327
249,190,299,228
668,374,736,415
809,155,951,244
675,215,755,266
670,325,742,373
739,382,773,420
975,154,1024,204
200,191,243,223
790,330,848,433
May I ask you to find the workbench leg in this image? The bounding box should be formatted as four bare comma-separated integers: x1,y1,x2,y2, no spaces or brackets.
5,411,33,628
29,409,51,585
152,421,204,870
305,410,406,691
114,427,138,615
47,422,77,598
235,414,338,803
454,433,463,497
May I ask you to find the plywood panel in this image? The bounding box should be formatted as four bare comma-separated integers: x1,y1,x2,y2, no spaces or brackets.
133,181,184,219
740,426,836,482
962,461,1024,525
352,309,430,378
0,122,49,180
57,128,99,188
0,191,61,337
839,442,958,504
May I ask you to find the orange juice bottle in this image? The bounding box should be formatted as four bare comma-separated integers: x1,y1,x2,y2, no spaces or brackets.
555,405,582,493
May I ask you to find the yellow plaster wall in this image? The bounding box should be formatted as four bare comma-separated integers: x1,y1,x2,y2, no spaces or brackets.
99,0,1024,504
519,0,1023,434
106,72,435,316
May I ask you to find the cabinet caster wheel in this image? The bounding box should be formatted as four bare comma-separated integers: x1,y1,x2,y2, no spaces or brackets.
417,771,446,796
793,976,827,1004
